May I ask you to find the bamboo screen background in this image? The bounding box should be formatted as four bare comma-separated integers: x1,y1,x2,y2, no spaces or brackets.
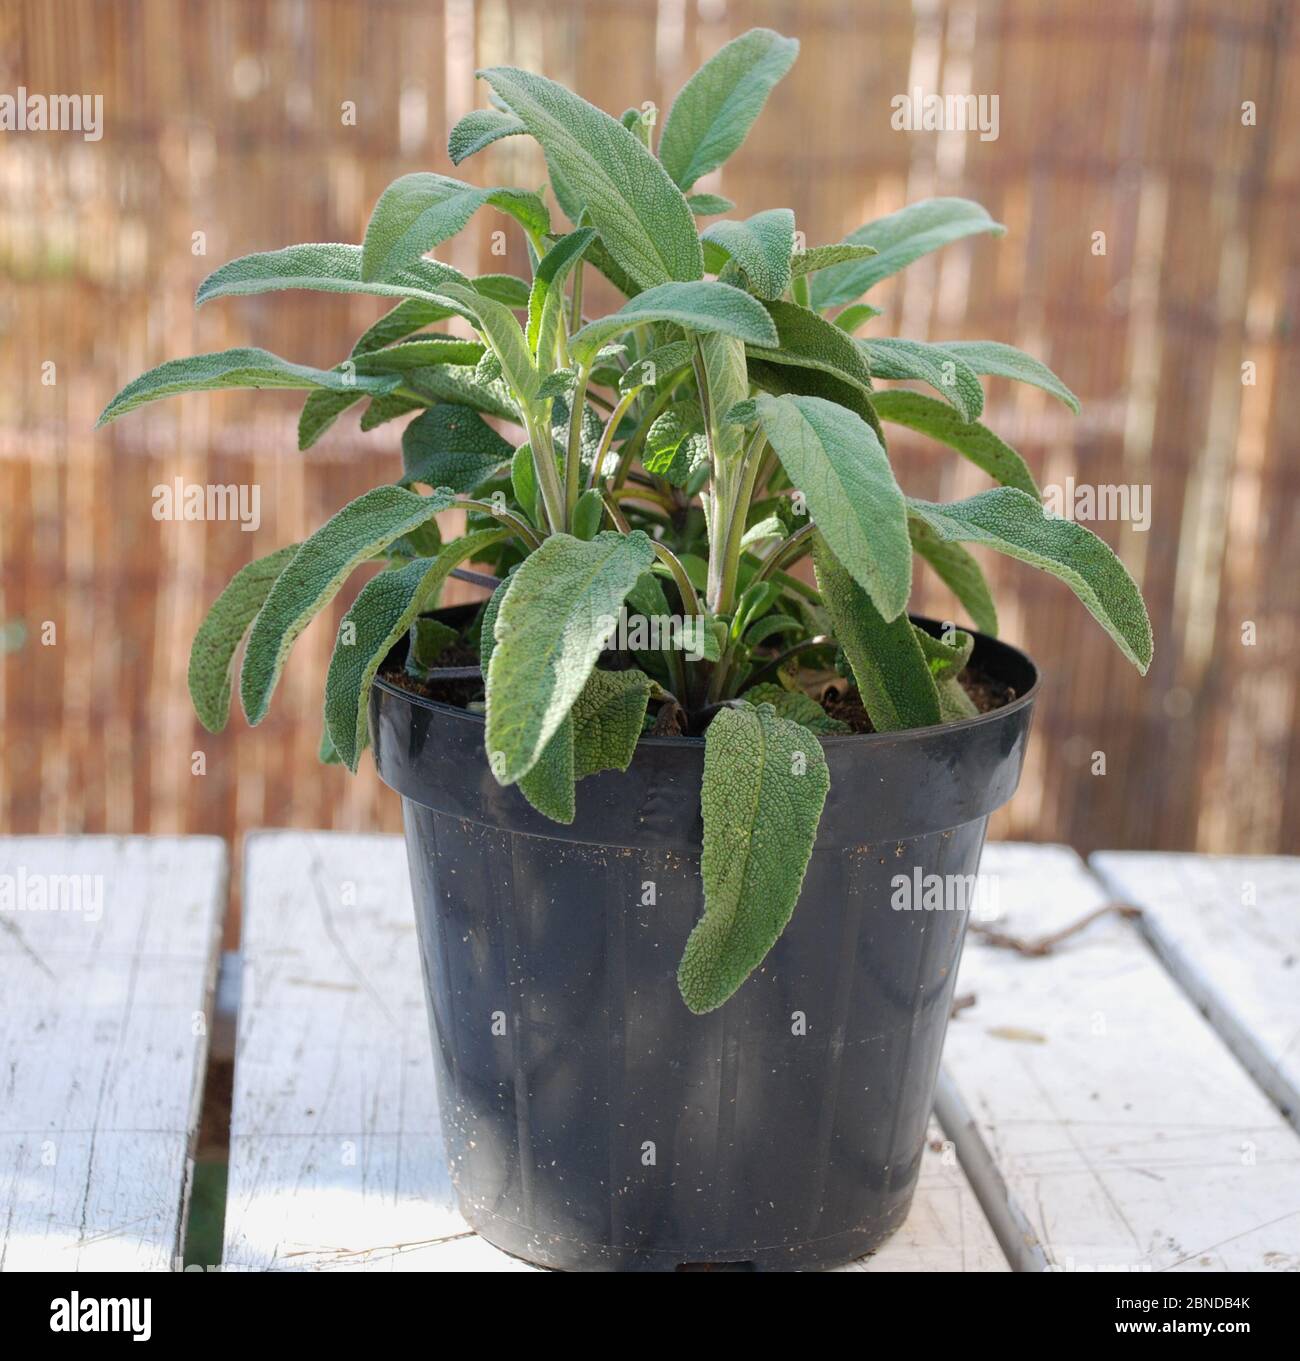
3,1,1297,923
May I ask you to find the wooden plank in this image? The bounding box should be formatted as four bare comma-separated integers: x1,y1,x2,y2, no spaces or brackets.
939,842,1300,1272
226,831,1006,1272
0,835,227,1271
1091,851,1300,1134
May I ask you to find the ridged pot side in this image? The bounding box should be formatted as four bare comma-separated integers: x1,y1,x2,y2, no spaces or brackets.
371,619,1038,1271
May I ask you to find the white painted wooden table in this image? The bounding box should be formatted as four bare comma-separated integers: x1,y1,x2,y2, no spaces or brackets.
0,836,227,1271
4,833,1297,1272
221,833,1300,1273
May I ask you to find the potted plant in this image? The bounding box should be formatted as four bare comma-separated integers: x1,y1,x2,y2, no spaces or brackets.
99,28,1151,1271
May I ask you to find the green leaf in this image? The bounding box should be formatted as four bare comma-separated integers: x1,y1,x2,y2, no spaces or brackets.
748,299,873,398
686,192,735,216
478,568,568,824
405,616,459,676
678,703,828,1013
746,356,884,444
484,530,656,783
741,682,850,734
571,669,655,779
811,198,1006,308
195,243,465,307
406,363,520,421
528,227,596,362
745,392,911,620
352,336,485,374
360,391,427,432
365,298,459,349
697,331,750,463
97,348,400,427
701,209,795,300
658,28,800,191
429,282,538,404
790,242,878,278
940,340,1079,413
569,280,778,361
832,302,882,334
241,486,454,725
571,487,606,540
621,340,693,394
360,173,549,281
871,389,1039,497
473,273,533,308
448,107,526,164
479,65,702,290
325,528,507,770
909,519,998,637
644,400,708,484
188,545,298,733
511,443,540,525
298,299,458,450
913,625,979,721
400,404,514,493
812,534,942,731
907,488,1153,672
860,338,985,423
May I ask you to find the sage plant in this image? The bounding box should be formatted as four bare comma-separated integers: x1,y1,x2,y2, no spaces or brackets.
100,29,1152,1012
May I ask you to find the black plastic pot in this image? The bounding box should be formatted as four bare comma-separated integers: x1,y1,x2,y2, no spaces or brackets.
371,615,1038,1271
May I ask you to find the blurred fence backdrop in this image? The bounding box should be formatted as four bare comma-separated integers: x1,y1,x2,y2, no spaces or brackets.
3,0,1298,912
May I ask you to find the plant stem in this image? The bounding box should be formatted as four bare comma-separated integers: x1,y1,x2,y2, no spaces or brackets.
712,432,767,618
565,363,592,528
587,385,642,490
651,541,704,620
459,499,543,550
743,634,832,689
751,522,817,587
525,412,566,535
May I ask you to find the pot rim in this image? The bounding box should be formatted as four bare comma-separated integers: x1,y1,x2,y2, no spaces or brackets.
372,613,1042,750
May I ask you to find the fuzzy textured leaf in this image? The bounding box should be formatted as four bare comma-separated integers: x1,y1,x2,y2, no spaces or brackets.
448,107,527,164
940,340,1079,413
485,530,656,783
812,535,942,731
748,299,874,399
97,348,400,426
241,486,454,725
909,519,999,637
361,173,549,281
479,65,702,290
528,227,596,363
678,703,828,1013
571,669,655,779
744,392,911,620
872,389,1039,496
741,682,849,734
188,545,297,733
702,209,795,300
569,281,778,361
811,198,1006,308
195,243,465,307
400,404,514,492
324,529,506,770
658,28,800,191
860,338,985,423
907,489,1153,672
